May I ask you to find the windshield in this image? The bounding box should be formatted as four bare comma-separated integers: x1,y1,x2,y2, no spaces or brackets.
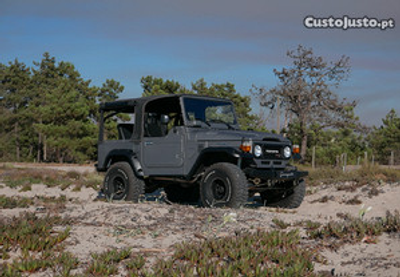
183,97,238,127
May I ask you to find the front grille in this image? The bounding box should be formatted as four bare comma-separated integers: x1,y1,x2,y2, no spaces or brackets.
262,144,283,159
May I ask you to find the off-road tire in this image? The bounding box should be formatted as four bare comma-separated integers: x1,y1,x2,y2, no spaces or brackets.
261,179,305,209
103,162,145,202
200,163,248,208
164,184,200,204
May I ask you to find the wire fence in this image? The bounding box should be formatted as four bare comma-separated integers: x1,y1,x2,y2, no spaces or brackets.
310,147,400,171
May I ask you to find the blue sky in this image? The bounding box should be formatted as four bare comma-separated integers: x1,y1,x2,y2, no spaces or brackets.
1,0,399,126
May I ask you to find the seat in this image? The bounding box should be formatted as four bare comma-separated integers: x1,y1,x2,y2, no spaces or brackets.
117,123,134,140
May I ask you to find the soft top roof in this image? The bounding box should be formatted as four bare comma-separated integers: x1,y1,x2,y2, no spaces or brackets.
99,94,233,112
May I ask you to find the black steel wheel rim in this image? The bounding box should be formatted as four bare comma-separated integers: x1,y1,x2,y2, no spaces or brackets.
211,178,230,200
112,176,126,198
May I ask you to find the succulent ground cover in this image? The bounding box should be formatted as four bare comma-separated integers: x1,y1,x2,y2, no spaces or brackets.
1,163,400,276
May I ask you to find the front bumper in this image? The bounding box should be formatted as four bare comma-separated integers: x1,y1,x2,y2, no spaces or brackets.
243,167,308,181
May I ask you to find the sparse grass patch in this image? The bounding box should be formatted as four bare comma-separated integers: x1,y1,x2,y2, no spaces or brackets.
36,195,68,204
85,248,131,276
298,220,322,231
357,165,400,183
266,207,297,214
336,182,363,192
310,195,334,204
10,257,52,273
155,229,318,277
344,195,363,205
0,167,102,191
1,251,79,277
272,217,290,229
305,167,349,186
0,195,69,210
0,213,74,276
367,186,381,198
0,195,33,209
382,210,400,233
51,252,80,277
18,184,32,192
0,213,70,255
113,230,322,276
307,210,400,248
300,164,400,186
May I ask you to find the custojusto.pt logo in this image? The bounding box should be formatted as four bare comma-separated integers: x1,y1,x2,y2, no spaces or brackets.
304,16,395,30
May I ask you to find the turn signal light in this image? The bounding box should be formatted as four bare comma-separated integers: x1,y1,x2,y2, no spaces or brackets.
292,144,300,154
240,139,252,153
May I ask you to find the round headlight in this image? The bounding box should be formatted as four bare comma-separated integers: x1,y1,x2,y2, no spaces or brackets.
254,145,262,157
283,146,291,158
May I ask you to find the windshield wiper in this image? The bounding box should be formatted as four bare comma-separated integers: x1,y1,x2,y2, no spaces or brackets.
191,118,211,128
207,119,236,130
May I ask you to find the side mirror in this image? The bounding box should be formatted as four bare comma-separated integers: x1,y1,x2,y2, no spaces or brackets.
160,114,170,124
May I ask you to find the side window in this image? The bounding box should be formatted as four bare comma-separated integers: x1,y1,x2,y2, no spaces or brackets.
144,98,183,138
144,113,167,137
117,123,134,140
103,112,135,141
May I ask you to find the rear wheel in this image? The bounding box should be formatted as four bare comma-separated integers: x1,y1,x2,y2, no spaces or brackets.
103,162,145,202
261,179,305,209
200,163,248,208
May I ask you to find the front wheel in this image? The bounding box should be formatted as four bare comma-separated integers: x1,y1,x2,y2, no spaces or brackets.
103,162,145,202
200,163,248,208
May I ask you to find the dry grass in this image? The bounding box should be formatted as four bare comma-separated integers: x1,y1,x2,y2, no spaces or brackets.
297,164,400,186
0,167,102,191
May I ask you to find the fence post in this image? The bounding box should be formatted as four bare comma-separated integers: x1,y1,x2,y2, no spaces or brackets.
364,151,368,166
390,150,394,167
312,146,316,169
357,156,360,166
340,154,343,168
343,153,347,172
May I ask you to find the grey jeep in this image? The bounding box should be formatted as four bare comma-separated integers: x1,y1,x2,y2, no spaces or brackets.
96,94,308,208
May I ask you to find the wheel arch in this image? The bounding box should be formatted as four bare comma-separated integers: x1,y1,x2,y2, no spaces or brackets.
104,150,144,178
187,147,242,178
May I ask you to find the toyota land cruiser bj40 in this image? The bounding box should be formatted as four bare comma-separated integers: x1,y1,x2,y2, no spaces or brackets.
96,94,308,208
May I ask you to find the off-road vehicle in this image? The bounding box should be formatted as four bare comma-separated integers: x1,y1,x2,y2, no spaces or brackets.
96,94,307,208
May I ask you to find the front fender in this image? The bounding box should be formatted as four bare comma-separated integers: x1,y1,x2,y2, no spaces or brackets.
187,147,251,178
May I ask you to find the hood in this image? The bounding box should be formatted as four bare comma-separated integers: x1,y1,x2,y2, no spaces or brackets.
191,128,290,143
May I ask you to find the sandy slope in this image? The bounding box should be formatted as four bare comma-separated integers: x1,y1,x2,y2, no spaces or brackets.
1,165,400,276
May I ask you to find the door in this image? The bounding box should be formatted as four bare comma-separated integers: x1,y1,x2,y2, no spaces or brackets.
142,126,184,169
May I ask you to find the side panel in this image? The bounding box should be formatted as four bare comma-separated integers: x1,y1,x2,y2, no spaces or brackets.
97,140,137,171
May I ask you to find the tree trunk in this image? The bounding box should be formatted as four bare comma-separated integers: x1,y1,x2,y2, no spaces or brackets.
301,133,308,159
37,131,42,163
276,97,280,134
37,118,43,163
43,135,47,161
14,122,20,161
300,119,308,159
283,108,288,130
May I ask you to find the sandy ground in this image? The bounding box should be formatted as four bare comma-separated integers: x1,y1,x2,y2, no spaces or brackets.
1,164,400,276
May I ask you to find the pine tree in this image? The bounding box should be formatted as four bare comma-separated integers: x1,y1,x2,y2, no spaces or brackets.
369,109,400,164
30,53,97,163
0,59,32,161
